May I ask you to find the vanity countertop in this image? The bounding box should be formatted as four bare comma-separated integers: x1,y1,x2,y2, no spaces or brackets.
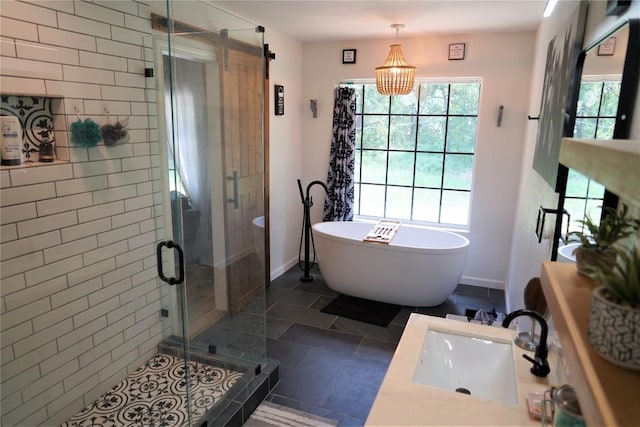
365,314,554,426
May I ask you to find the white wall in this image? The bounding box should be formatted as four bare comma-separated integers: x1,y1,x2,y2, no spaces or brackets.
505,3,578,314
301,31,535,289
506,0,640,313
264,29,304,279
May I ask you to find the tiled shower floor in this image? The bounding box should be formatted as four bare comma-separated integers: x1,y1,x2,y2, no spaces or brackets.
62,353,243,426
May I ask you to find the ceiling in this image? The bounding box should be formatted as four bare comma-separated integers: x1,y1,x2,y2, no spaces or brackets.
209,0,548,42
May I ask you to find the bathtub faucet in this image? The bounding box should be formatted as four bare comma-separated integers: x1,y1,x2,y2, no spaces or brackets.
502,309,550,378
297,179,329,282
297,179,328,207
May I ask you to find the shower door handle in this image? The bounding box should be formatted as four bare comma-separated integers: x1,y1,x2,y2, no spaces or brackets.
156,240,185,285
227,171,239,209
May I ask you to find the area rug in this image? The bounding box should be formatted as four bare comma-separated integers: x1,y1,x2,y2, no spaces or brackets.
320,294,401,327
245,401,338,427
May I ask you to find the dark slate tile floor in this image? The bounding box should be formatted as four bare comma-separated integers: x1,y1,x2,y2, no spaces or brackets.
263,265,506,426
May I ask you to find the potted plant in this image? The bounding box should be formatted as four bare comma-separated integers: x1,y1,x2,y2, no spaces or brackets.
587,242,640,370
566,205,639,276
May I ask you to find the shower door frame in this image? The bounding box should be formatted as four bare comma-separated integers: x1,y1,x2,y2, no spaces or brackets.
152,3,268,357
145,2,268,424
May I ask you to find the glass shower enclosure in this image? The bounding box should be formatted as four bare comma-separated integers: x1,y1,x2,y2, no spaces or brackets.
148,1,267,424
0,1,267,425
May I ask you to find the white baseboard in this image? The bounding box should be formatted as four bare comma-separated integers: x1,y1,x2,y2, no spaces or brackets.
459,275,505,290
270,256,300,282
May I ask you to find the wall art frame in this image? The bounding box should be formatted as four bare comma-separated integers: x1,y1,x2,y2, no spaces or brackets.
448,43,466,60
532,3,588,189
342,49,356,64
597,37,616,56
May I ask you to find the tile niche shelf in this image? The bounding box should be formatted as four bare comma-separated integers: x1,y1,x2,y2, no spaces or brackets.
1,94,68,170
541,137,640,426
1,159,69,171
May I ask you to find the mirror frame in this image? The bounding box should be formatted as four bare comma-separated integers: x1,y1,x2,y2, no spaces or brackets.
550,18,639,261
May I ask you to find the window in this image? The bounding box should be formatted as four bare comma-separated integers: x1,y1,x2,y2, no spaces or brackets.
566,78,621,233
350,81,481,226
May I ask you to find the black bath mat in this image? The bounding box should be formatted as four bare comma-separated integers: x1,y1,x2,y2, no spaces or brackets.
320,294,401,327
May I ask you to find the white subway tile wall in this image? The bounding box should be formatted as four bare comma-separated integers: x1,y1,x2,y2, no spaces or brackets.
0,17,40,42
17,40,81,65
1,36,18,57
1,56,64,80
37,26,98,51
1,169,11,187
10,164,74,186
62,64,116,85
1,75,47,94
0,1,167,426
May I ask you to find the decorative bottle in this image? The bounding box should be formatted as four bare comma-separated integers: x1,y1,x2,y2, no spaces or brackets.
39,133,54,162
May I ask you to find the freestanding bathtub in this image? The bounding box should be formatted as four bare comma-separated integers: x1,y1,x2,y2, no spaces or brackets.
312,221,470,307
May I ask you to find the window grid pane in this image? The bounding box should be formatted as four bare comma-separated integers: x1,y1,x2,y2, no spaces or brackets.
417,116,446,151
386,186,413,220
359,184,385,217
389,116,417,150
354,82,480,225
443,154,473,190
441,190,471,225
388,151,416,186
445,117,477,153
412,188,441,223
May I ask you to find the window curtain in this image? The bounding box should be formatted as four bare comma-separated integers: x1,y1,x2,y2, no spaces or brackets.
323,87,356,221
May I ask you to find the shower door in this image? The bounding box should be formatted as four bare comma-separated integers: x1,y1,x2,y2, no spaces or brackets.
147,2,266,424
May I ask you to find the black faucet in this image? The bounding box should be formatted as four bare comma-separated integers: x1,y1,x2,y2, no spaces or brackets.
297,179,329,282
502,309,550,378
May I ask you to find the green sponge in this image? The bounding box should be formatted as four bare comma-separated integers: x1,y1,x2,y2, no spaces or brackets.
70,118,102,147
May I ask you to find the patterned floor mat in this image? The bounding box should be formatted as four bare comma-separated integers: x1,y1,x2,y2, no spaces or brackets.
63,353,243,426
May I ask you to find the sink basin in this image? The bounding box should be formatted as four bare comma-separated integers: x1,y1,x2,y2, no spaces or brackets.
412,329,518,406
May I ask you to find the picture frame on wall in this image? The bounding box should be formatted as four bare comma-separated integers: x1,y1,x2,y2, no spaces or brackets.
448,43,466,60
342,49,357,64
597,37,616,56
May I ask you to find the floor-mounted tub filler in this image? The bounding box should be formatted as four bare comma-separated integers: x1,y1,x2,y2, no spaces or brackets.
312,221,469,307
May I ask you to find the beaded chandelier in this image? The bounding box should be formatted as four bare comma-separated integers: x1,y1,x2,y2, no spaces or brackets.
375,24,416,96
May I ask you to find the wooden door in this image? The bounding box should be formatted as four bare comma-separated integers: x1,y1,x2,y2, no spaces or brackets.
220,47,264,313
